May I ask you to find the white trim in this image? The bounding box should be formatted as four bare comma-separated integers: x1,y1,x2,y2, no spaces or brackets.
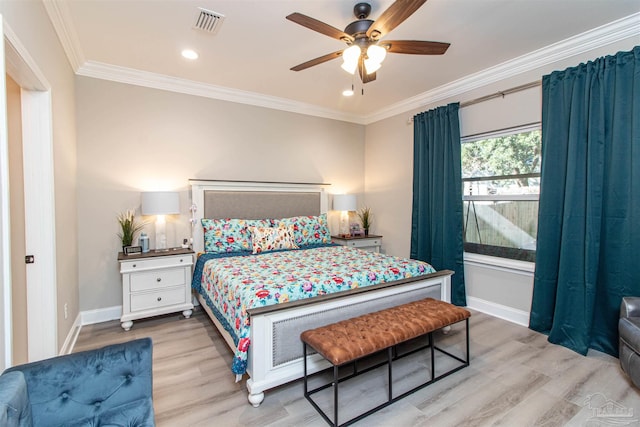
41,0,85,71
3,26,49,92
463,195,539,202
43,7,639,125
22,90,58,361
3,20,57,364
77,61,366,125
466,296,530,327
59,312,81,355
366,13,640,124
464,252,535,276
0,16,12,371
80,305,122,326
461,123,541,143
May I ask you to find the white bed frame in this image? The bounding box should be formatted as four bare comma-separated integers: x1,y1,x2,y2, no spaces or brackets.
189,180,453,407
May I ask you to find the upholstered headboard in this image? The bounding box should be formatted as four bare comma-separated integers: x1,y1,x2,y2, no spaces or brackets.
189,180,330,252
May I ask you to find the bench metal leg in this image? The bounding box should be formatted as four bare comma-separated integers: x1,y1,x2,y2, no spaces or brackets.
333,365,339,427
388,347,393,401
429,331,435,381
303,343,308,395
303,317,471,427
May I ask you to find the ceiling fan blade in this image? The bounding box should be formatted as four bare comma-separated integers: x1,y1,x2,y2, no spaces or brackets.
286,13,354,42
358,58,377,84
366,0,427,40
290,51,343,72
381,40,450,55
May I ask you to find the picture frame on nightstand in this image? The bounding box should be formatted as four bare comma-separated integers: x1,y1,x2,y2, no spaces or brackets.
123,245,142,255
350,223,364,237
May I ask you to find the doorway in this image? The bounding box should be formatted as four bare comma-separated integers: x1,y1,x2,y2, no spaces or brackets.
1,17,58,369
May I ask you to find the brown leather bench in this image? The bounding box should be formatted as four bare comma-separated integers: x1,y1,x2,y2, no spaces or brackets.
301,298,471,427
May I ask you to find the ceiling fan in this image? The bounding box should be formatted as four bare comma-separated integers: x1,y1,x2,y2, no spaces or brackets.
286,0,450,84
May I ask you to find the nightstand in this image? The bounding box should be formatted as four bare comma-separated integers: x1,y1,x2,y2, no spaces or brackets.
118,248,194,331
331,235,383,252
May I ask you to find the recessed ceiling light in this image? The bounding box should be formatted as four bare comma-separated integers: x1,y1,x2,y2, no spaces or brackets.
342,89,354,97
181,49,199,60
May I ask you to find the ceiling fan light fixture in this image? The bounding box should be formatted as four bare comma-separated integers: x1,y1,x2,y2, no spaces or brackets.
342,89,354,97
366,44,387,64
364,58,381,74
341,61,358,74
341,45,361,74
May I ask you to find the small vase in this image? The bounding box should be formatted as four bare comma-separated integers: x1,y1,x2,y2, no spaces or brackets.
364,229,369,236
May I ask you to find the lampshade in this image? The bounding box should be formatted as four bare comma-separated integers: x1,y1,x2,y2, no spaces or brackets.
141,192,180,215
341,45,361,74
333,194,357,212
364,58,382,74
366,44,387,64
364,44,386,74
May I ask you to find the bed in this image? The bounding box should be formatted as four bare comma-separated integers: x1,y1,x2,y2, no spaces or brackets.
189,180,453,407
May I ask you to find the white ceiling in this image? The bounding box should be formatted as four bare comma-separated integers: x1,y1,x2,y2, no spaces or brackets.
47,0,640,123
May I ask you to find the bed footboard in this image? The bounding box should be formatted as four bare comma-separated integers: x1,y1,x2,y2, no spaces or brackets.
245,271,451,407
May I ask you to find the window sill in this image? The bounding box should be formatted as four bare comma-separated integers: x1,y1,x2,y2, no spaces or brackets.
463,252,535,276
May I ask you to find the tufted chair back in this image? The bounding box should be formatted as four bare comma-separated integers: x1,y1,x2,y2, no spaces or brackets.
1,338,154,426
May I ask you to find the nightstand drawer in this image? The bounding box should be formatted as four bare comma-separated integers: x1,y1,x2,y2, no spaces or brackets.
130,287,186,312
130,267,185,292
346,239,381,248
120,255,193,273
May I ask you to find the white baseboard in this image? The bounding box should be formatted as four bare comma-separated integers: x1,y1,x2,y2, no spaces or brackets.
466,296,530,327
59,313,81,355
80,305,122,326
60,306,121,355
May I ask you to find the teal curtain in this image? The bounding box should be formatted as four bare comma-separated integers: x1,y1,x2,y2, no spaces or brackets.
411,103,466,306
530,46,640,356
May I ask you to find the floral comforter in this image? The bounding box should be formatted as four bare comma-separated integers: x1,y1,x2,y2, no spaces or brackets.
192,245,436,375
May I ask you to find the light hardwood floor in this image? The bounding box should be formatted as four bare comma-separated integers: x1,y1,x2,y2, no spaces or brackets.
74,308,640,426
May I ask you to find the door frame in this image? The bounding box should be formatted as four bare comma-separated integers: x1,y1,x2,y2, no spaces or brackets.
2,17,58,367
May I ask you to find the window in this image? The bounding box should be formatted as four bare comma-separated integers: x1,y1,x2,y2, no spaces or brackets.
461,125,541,262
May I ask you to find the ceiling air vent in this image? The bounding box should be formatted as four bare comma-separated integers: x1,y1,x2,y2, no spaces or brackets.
193,7,225,34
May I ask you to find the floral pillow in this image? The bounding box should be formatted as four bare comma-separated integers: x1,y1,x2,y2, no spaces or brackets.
202,218,271,253
249,225,298,254
272,213,331,246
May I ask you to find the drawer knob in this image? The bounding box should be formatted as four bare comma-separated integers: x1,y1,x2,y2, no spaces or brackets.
157,297,162,302
180,259,183,263
132,264,136,268
156,278,162,282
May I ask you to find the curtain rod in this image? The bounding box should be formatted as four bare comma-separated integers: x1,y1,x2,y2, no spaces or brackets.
459,81,541,108
408,80,541,123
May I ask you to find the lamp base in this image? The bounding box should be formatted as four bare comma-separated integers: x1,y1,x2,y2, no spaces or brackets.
339,211,351,238
155,216,168,251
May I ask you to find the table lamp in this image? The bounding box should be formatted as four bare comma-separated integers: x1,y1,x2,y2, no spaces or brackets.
333,194,356,237
141,191,179,251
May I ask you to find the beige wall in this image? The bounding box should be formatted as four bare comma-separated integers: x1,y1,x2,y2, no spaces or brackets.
364,38,639,314
75,77,365,311
1,1,78,352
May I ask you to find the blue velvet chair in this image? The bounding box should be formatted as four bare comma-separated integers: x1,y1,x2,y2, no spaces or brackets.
0,337,154,426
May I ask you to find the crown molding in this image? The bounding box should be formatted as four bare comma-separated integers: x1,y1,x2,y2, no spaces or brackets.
363,12,640,124
76,61,366,124
42,0,85,71
45,3,638,126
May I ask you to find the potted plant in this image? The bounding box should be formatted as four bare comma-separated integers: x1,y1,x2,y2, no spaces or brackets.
357,207,372,236
117,209,145,252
